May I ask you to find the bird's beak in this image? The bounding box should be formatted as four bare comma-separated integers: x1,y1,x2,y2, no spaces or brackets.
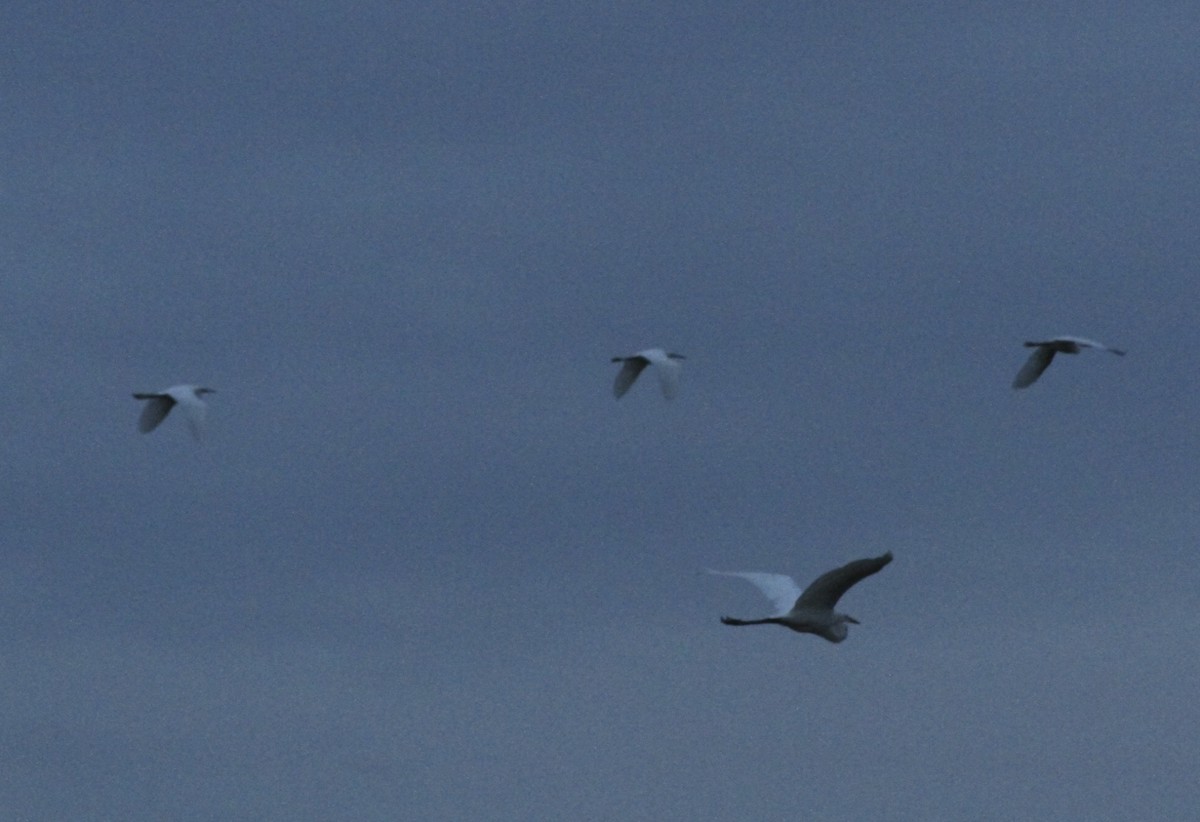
845,615,860,624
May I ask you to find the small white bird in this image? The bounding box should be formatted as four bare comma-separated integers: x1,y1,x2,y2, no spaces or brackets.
709,552,893,643
611,348,685,399
1012,336,1126,389
132,385,216,441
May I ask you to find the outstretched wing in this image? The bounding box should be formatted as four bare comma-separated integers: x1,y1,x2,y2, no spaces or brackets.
652,358,681,399
796,552,893,611
134,394,175,433
612,357,649,398
1013,346,1055,389
1052,335,1125,355
707,570,803,616
175,394,208,441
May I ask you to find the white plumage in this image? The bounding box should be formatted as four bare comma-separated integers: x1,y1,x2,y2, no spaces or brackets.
709,552,893,643
133,385,216,441
1013,336,1125,389
611,348,685,399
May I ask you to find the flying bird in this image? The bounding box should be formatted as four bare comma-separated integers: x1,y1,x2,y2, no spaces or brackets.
709,552,893,643
611,348,685,399
1012,336,1125,389
133,385,216,441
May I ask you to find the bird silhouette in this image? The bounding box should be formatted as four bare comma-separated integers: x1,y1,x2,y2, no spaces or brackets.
710,552,893,643
611,348,685,399
1013,336,1125,389
133,385,216,441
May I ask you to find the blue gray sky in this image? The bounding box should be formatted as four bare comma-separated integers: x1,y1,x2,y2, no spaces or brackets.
4,2,1200,819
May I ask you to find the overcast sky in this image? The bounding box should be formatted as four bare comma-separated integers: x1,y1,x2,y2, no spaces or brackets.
4,2,1200,819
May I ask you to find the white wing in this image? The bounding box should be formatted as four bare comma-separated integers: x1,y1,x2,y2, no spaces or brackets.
1049,336,1126,355
180,398,207,440
135,395,175,433
653,358,681,399
795,553,893,610
1050,335,1101,349
1013,346,1054,389
707,570,803,616
612,358,648,398
640,349,681,399
168,387,208,441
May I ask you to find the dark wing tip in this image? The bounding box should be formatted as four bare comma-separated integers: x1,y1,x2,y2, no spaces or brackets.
860,553,894,575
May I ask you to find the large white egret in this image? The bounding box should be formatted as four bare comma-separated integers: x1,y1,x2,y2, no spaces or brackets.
611,348,685,399
133,385,215,441
1012,336,1125,389
709,552,893,643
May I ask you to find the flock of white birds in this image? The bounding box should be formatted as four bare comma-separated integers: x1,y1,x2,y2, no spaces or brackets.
134,335,1123,644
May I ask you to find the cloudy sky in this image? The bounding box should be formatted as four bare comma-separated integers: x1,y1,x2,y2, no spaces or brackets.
4,2,1199,819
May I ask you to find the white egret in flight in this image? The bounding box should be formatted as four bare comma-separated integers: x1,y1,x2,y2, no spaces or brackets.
611,348,685,399
1013,336,1125,389
133,385,215,441
709,552,893,643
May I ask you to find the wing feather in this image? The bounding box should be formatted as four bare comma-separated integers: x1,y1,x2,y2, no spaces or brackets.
707,570,803,616
654,358,681,399
1013,346,1055,389
135,394,175,433
796,553,893,610
612,357,648,398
